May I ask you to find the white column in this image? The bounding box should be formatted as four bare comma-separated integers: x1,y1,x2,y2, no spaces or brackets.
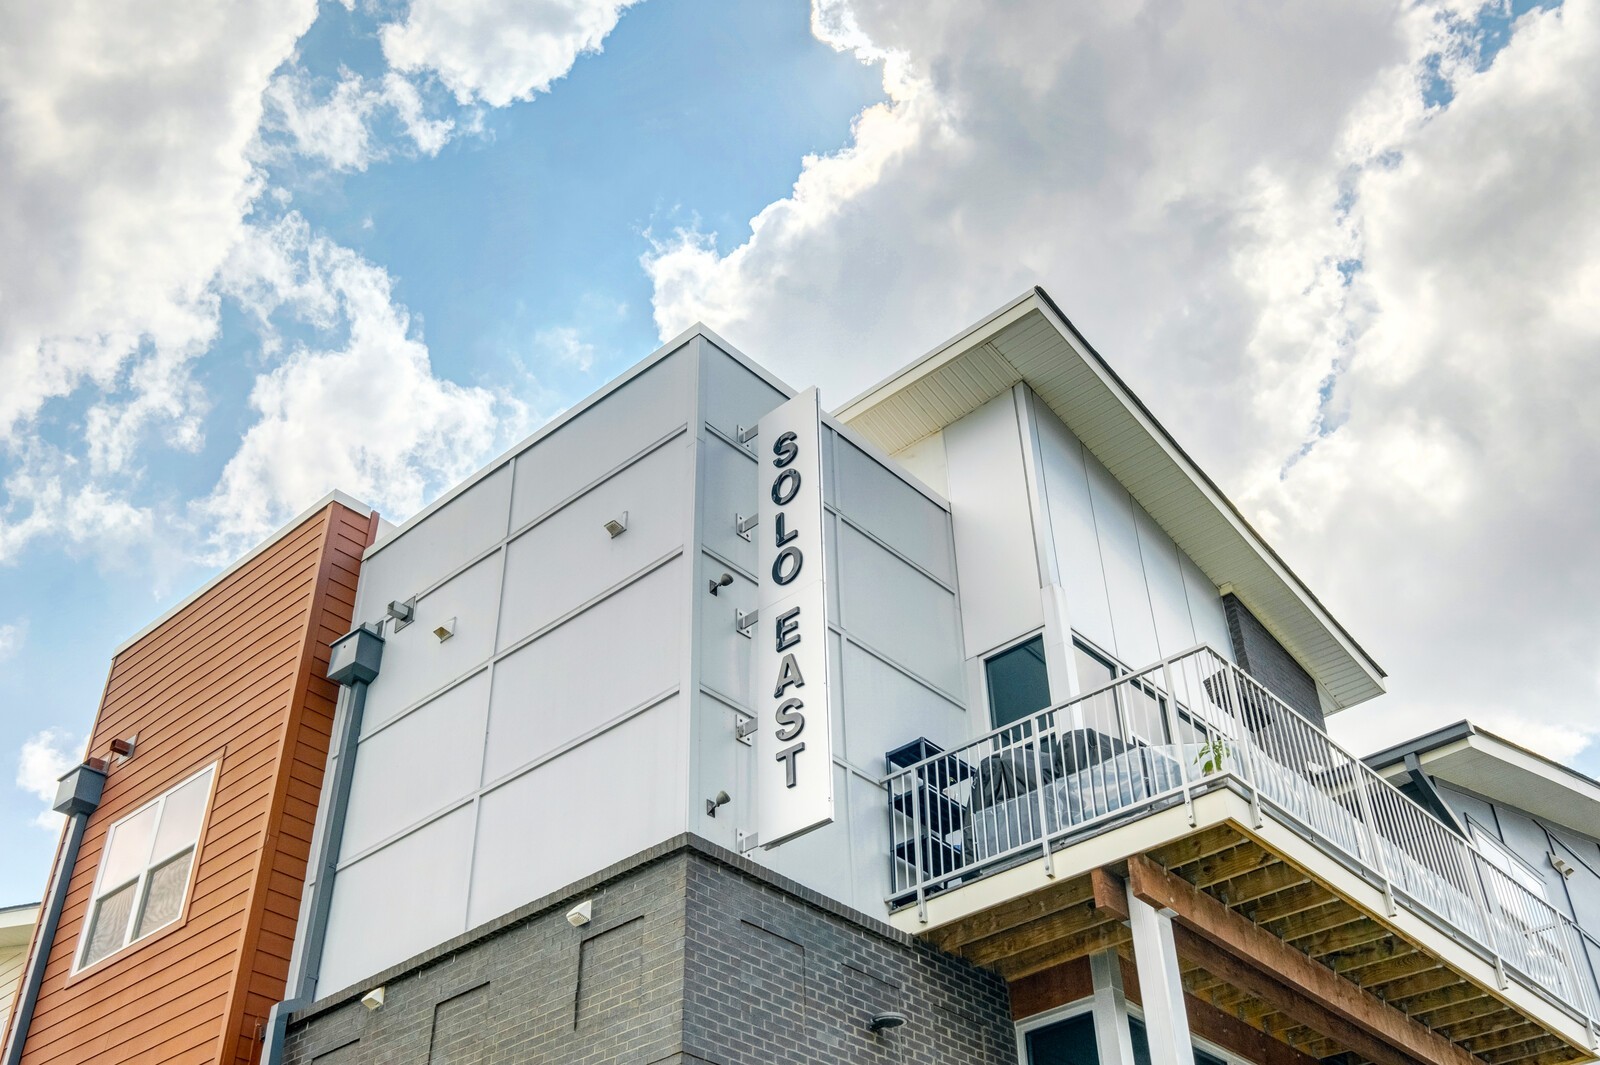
1090,949,1137,1065
1126,883,1195,1065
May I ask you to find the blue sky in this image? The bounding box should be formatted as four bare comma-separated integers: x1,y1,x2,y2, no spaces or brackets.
4,0,1600,905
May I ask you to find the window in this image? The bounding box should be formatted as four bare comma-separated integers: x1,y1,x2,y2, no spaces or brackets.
1072,637,1171,746
1470,820,1549,901
78,764,215,969
986,635,1052,728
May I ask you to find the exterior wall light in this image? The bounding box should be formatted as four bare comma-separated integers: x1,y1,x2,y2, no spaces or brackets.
109,736,136,761
705,791,731,817
603,512,628,538
709,572,733,596
868,1012,906,1032
361,986,385,1010
432,618,456,642
566,901,592,927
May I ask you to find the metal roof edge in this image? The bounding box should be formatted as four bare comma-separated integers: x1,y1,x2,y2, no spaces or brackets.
112,490,372,658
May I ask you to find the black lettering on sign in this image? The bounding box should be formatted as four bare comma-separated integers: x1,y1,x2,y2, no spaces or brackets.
772,545,803,585
771,468,801,506
776,742,805,788
773,511,797,547
775,698,804,741
775,607,801,651
772,431,799,468
773,653,805,698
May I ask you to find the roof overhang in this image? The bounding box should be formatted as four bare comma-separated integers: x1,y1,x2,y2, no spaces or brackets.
0,902,39,949
836,287,1386,711
1367,722,1600,840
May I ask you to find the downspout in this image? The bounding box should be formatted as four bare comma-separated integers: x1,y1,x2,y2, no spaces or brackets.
261,623,383,1065
2,762,106,1065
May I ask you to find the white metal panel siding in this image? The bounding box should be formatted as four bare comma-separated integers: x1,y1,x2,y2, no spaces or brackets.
836,524,963,698
484,561,683,783
466,700,682,928
508,352,692,533
1082,447,1162,668
942,391,1043,657
834,436,953,584
340,671,489,857
893,429,949,497
1033,405,1115,656
318,805,475,995
360,552,504,736
1181,553,1233,659
359,465,512,608
496,440,689,651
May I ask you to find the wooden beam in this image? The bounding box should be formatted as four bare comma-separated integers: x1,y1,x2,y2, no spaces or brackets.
928,875,1094,952
1291,918,1395,960
1464,1024,1551,1055
1118,956,1323,1065
1010,956,1093,1021
1212,862,1312,907
1179,843,1281,891
1128,854,1484,1065
1092,865,1130,920
1487,1039,1585,1065
1151,825,1246,869
1436,1009,1528,1042
1478,1034,1570,1063
1266,900,1360,941
995,922,1130,981
961,900,1108,965
1246,882,1338,926
1362,963,1454,1003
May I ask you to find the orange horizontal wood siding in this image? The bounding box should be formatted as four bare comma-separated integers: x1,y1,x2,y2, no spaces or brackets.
14,501,375,1065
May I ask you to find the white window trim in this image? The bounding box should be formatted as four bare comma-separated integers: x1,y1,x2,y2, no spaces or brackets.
74,762,218,973
1013,996,1264,1065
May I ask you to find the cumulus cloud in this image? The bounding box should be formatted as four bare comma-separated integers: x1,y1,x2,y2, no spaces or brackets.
0,621,23,662
197,213,527,560
16,729,79,830
0,0,319,443
261,68,456,169
647,0,1600,763
381,0,640,108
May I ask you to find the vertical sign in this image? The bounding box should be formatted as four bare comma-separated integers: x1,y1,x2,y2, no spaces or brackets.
754,387,834,848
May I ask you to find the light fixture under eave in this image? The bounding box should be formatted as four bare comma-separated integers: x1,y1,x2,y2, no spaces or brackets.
604,511,628,538
868,1012,906,1033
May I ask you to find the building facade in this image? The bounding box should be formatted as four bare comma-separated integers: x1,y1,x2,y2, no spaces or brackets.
8,289,1600,1065
0,906,38,1042
1,497,376,1065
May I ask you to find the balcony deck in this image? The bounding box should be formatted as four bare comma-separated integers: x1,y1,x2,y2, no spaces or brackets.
885,647,1599,1065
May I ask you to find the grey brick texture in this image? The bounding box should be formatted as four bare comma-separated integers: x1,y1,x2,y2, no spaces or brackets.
281,836,1014,1064
1223,593,1324,728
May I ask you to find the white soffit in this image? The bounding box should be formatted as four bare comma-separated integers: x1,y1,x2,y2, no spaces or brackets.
837,287,1386,710
1403,729,1600,840
0,903,39,948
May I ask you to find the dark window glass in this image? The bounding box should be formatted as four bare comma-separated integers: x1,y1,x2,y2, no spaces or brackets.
1026,1012,1097,1065
1129,1018,1228,1065
987,636,1051,728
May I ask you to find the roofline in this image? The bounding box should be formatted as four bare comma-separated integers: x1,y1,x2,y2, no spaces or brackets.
1365,719,1600,792
365,322,779,561
838,286,1386,686
113,490,372,657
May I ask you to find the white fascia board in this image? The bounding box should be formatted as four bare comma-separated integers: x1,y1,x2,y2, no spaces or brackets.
1417,732,1600,837
837,288,1385,707
113,490,371,657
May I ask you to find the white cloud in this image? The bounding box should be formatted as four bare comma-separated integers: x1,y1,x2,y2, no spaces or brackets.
198,213,527,560
535,326,597,373
261,68,456,170
380,0,640,108
647,0,1600,766
0,0,319,444
16,729,78,830
0,621,23,662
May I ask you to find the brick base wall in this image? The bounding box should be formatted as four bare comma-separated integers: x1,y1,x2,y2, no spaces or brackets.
283,836,1015,1064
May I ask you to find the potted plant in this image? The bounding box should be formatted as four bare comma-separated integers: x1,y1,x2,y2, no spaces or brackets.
1194,737,1230,776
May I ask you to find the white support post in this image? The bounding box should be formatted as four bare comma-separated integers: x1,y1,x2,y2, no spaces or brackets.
1126,883,1196,1065
1090,950,1137,1065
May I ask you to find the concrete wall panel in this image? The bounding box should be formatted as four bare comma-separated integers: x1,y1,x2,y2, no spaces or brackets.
358,466,511,616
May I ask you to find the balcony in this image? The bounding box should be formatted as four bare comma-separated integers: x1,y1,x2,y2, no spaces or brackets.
886,646,1600,1065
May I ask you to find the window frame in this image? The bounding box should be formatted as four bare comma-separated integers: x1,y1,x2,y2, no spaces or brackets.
982,629,1053,732
74,762,218,973
1467,816,1551,902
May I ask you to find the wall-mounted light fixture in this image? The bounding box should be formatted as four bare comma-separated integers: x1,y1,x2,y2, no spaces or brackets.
705,791,731,817
433,618,456,642
709,572,733,596
566,900,593,927
868,1012,906,1033
603,512,628,538
1551,854,1576,879
361,986,386,1010
109,736,136,762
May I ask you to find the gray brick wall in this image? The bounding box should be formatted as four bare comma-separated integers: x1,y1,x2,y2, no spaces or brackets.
1223,593,1324,728
281,836,1014,1064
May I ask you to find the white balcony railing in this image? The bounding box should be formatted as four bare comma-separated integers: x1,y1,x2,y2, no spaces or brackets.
886,645,1600,1034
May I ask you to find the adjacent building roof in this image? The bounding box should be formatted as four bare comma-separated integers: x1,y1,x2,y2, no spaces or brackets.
1366,720,1600,841
0,903,38,950
836,287,1386,711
